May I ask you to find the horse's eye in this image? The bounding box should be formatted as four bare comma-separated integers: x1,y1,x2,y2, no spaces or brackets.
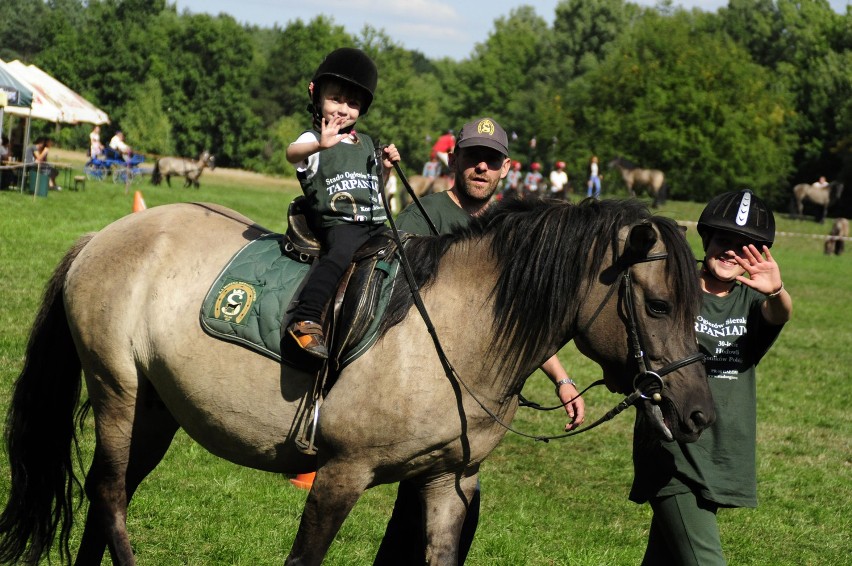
646,300,670,316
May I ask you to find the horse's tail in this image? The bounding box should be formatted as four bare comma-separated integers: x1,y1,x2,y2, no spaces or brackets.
0,234,93,565
151,159,161,185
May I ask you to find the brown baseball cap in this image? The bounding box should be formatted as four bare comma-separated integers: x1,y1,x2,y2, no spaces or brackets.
456,117,509,156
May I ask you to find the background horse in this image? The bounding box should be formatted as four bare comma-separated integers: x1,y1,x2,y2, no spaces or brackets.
387,173,451,214
609,157,667,207
824,217,849,255
793,181,844,222
0,198,714,565
151,150,215,189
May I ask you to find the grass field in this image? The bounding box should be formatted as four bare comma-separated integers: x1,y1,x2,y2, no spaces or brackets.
1,157,849,565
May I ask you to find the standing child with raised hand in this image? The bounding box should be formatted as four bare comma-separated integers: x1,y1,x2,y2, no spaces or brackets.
286,47,400,358
630,189,792,565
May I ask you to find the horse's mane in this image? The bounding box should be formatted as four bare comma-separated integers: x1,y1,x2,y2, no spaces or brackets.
613,156,638,169
380,198,700,375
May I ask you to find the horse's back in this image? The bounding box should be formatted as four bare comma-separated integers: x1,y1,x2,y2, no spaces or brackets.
64,203,315,470
65,203,265,351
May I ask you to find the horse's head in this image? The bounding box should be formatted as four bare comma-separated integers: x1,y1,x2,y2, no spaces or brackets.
830,181,844,202
573,217,715,443
200,150,216,170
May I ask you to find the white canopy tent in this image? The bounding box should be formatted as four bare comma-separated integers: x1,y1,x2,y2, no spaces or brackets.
0,59,63,123
4,60,109,125
0,59,109,194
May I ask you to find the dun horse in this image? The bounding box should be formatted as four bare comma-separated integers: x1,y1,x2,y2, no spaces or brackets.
793,181,844,222
609,157,667,207
0,198,714,565
824,217,849,255
387,174,451,214
151,150,215,189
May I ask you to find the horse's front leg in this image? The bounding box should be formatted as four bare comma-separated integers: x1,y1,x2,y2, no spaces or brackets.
422,472,480,566
284,461,371,566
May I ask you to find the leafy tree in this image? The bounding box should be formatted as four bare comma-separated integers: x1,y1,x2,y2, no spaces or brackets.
157,13,262,165
0,0,51,61
550,0,636,78
720,0,851,183
122,76,172,155
563,10,796,205
452,7,550,160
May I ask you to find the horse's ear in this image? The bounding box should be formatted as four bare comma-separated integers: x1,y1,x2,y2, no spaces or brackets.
626,222,657,258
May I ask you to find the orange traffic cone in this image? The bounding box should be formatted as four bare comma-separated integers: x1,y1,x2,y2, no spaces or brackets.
289,471,315,490
132,190,146,213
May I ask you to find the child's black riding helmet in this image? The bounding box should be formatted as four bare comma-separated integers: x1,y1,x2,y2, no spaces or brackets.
310,48,378,116
697,189,776,249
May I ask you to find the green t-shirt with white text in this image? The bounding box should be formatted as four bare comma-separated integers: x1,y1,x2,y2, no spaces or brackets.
630,283,784,508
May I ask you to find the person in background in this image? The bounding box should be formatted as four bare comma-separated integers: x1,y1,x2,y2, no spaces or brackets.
284,47,400,358
431,128,456,172
549,160,569,200
501,160,523,199
630,189,792,565
523,161,543,196
0,136,12,190
109,131,132,161
374,117,585,564
89,125,104,158
422,155,441,178
587,155,602,199
25,136,60,191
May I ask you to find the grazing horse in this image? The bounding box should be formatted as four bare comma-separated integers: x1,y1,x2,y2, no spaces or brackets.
793,181,844,222
824,217,849,255
387,174,451,214
609,157,667,207
151,150,215,189
0,198,714,565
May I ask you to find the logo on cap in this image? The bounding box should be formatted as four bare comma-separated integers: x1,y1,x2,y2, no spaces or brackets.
477,119,495,136
736,192,751,226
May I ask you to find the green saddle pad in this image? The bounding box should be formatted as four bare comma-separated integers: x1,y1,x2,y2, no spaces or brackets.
200,233,398,367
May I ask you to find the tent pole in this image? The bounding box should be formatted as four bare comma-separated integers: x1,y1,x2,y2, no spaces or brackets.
19,111,31,193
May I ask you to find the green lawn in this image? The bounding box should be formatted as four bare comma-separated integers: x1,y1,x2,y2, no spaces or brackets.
0,169,849,565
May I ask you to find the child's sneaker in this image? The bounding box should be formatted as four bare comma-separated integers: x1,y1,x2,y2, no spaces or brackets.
287,320,329,359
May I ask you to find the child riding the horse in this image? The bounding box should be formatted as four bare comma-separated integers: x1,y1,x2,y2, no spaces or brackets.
285,47,400,358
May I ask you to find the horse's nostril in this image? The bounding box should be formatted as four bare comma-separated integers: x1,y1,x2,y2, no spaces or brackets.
691,410,709,430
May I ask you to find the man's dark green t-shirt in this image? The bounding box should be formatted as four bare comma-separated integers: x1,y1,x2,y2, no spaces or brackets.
395,191,470,235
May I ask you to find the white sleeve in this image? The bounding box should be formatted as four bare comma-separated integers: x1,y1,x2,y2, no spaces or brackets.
291,131,320,179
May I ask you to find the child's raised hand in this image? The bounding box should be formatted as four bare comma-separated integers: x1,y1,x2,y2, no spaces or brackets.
735,244,783,295
318,116,351,149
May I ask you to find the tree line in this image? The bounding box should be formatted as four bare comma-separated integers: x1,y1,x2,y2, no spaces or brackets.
1,0,849,209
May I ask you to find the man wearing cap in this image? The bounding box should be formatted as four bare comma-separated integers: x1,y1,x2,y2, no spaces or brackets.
375,117,585,564
395,117,512,232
